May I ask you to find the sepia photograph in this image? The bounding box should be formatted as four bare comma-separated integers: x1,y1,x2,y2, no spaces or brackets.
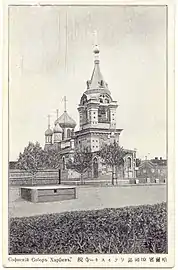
2,1,175,268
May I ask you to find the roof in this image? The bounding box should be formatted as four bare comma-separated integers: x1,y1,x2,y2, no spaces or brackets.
45,127,53,136
53,122,63,133
90,61,107,89
139,160,155,169
138,159,167,169
85,45,110,95
151,159,167,166
55,111,76,129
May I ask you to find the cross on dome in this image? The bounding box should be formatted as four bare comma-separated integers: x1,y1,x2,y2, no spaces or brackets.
48,114,50,128
54,96,76,129
93,30,100,60
63,96,67,112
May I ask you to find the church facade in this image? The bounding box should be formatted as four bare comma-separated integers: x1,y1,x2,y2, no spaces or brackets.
44,44,136,181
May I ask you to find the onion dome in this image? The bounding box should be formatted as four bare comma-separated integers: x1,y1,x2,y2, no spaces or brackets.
55,111,76,129
45,127,53,136
53,122,63,133
45,115,53,136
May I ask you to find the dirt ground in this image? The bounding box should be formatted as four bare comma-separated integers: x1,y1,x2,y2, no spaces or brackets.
9,185,166,218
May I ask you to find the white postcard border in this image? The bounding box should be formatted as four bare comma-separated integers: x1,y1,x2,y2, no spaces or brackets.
2,0,175,268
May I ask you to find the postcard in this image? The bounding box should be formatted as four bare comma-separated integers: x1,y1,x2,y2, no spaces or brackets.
2,0,175,268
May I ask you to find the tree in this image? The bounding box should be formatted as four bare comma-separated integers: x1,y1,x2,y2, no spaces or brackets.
16,142,46,185
99,141,127,185
67,147,93,184
43,148,61,169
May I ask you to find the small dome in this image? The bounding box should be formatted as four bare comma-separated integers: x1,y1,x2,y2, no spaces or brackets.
45,127,53,136
55,112,76,129
53,122,63,133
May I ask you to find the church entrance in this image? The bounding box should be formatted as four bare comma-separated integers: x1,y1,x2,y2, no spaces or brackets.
93,157,98,178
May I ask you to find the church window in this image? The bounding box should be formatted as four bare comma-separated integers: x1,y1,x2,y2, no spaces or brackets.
62,157,66,170
94,116,96,119
100,99,103,103
98,107,108,123
62,131,64,140
67,129,71,138
93,112,96,114
127,157,131,169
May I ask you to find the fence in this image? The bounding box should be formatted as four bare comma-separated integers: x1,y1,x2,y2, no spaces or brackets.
9,169,60,186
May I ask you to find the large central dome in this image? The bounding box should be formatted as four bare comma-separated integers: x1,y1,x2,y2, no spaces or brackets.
55,111,76,129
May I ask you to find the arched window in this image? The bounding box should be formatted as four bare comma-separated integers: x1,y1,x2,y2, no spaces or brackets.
71,129,74,136
127,157,132,169
62,130,64,140
62,157,66,170
67,129,71,138
98,107,108,122
93,157,98,178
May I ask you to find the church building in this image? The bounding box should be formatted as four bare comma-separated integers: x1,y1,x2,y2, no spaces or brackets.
44,43,136,181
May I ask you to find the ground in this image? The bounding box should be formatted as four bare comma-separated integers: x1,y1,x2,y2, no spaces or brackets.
9,185,166,218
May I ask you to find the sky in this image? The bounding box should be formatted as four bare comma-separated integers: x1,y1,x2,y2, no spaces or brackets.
9,5,167,161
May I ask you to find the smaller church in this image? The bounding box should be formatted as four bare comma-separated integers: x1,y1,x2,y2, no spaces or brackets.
44,43,136,181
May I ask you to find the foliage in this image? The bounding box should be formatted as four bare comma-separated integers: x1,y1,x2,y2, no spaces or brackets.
67,147,93,182
43,148,61,169
16,142,45,175
99,141,128,184
99,141,126,168
16,142,62,174
9,203,167,254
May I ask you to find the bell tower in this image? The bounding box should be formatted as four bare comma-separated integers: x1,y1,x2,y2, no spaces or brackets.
78,39,118,132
